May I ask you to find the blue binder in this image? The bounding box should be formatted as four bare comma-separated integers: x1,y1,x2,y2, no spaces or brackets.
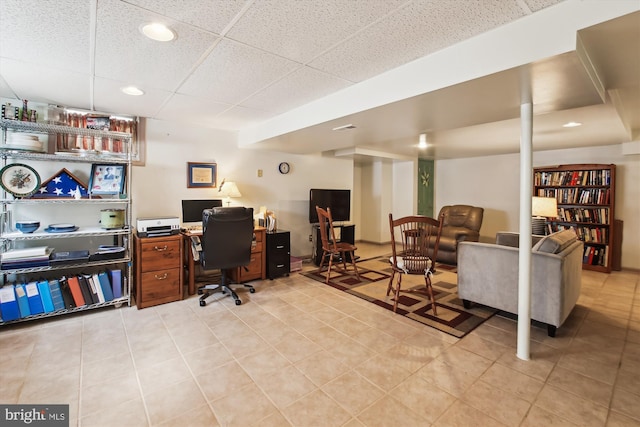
108,269,122,299
97,272,114,302
25,281,44,315
15,283,31,318
48,280,66,311
37,280,55,313
0,284,21,322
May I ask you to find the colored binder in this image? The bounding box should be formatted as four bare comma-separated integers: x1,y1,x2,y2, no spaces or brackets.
108,269,122,299
37,280,55,313
48,280,66,311
0,285,20,322
88,274,104,303
15,283,31,318
25,281,44,315
66,276,86,307
78,275,96,304
97,272,114,302
78,274,98,305
59,278,76,309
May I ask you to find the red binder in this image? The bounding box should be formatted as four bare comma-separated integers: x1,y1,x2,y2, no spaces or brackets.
67,276,86,307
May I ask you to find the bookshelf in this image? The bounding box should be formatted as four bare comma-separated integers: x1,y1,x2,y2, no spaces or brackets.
533,164,616,273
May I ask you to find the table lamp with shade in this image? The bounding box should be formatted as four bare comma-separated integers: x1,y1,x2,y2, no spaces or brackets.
219,180,242,206
532,196,558,235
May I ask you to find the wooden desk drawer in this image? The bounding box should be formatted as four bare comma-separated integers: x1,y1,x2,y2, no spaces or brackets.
251,240,263,253
140,239,181,271
244,253,262,277
139,268,181,306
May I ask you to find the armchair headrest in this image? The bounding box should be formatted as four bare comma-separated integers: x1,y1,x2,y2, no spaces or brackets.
439,205,484,231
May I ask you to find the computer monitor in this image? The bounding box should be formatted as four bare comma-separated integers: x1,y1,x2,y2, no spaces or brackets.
181,199,223,224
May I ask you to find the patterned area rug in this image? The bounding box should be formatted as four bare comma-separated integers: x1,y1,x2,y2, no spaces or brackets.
302,256,496,338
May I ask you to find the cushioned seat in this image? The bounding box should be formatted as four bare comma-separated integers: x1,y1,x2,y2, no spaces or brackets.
457,229,583,336
434,205,484,265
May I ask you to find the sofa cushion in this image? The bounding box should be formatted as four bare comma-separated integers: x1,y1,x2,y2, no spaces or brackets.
533,230,577,254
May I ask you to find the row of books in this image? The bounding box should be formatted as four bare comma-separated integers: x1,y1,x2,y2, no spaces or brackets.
583,245,609,267
0,269,123,323
556,207,609,224
549,224,609,244
534,169,611,187
536,188,610,205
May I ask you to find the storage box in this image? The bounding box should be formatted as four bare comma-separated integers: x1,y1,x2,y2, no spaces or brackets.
290,256,302,272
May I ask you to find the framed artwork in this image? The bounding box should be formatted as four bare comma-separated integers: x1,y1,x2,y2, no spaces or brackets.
187,162,217,188
89,164,126,195
0,163,41,198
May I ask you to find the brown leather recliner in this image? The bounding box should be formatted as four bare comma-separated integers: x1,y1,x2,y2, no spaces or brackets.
435,205,484,265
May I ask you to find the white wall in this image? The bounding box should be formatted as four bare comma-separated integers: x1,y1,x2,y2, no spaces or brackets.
132,119,354,258
435,144,640,269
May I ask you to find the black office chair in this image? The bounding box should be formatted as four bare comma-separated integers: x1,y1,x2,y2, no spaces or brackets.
198,206,256,306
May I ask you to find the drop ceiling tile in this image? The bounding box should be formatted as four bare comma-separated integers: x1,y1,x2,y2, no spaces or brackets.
241,66,352,114
95,0,218,91
0,58,91,109
226,0,406,63
124,0,247,34
208,105,280,131
0,0,90,73
310,0,527,82
178,39,300,105
93,77,173,118
524,0,565,13
155,93,232,126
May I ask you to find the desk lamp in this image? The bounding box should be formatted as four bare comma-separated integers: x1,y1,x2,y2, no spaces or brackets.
219,181,242,206
532,196,557,235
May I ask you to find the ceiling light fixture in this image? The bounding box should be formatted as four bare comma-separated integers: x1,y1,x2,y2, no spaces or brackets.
418,133,428,149
140,23,176,42
121,86,145,96
562,121,582,128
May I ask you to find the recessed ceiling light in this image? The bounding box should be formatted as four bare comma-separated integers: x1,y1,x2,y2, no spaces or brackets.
140,23,176,42
562,121,582,128
121,86,145,96
418,133,428,149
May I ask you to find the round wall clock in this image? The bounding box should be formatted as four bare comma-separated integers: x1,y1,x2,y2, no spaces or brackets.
278,162,291,174
0,163,41,198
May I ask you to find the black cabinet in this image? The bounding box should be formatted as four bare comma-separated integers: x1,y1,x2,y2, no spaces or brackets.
312,224,355,266
266,230,290,279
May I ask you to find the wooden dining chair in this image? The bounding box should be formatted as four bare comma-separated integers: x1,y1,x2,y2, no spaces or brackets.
388,213,443,314
316,205,360,284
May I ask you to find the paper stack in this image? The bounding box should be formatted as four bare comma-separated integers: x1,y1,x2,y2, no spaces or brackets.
1,246,52,270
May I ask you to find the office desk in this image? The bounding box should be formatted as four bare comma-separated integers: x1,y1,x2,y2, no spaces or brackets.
182,226,266,295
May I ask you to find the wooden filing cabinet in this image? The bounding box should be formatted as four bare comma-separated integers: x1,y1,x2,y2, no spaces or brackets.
134,233,183,309
229,227,266,283
266,230,290,279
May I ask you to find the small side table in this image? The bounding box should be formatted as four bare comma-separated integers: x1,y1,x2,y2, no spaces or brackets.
266,230,290,279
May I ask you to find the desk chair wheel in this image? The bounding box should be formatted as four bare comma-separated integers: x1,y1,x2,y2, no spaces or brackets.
197,289,203,295
199,300,207,307
249,288,256,293
235,299,242,305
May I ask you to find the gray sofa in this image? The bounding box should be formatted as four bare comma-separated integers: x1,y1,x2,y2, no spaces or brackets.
457,230,583,336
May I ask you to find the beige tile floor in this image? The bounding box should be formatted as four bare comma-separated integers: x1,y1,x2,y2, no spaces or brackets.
1,242,639,427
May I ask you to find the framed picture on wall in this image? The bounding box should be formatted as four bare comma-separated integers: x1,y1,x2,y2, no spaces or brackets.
187,162,217,188
89,164,126,195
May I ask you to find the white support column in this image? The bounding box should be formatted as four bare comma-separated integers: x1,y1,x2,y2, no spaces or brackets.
517,101,533,360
